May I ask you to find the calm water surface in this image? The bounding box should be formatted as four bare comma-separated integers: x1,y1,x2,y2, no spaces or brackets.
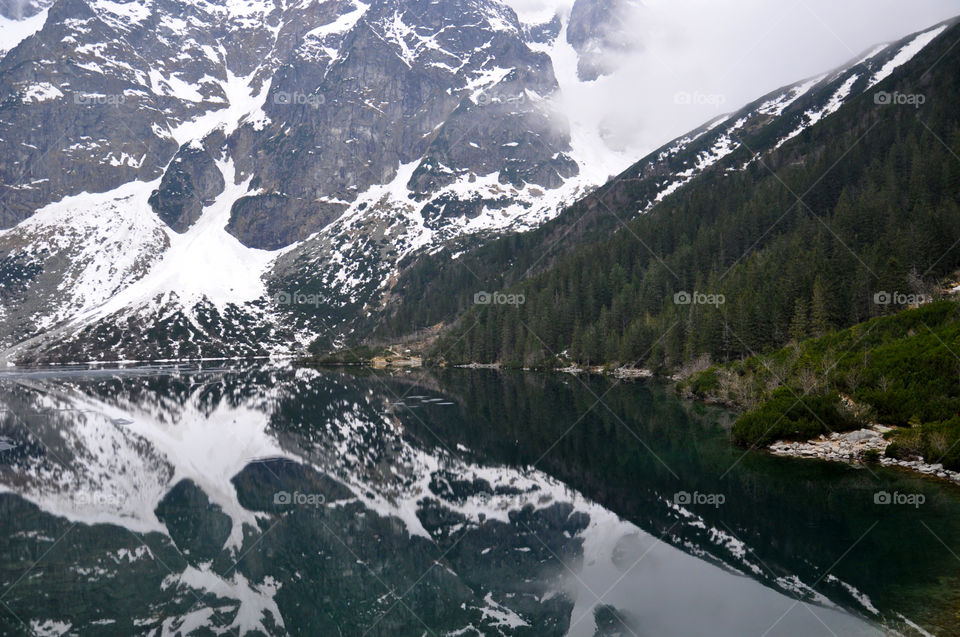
0,365,958,636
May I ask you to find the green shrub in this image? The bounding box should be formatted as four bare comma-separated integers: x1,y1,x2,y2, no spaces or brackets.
732,389,861,447
688,367,720,397
883,417,960,470
885,430,923,461
919,417,960,471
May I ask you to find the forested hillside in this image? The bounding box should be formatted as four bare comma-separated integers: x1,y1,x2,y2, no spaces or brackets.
416,21,960,370
677,300,960,469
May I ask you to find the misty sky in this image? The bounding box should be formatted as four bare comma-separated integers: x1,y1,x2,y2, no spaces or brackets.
504,0,960,172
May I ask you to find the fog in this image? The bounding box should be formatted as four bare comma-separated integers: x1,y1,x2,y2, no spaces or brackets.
506,0,960,165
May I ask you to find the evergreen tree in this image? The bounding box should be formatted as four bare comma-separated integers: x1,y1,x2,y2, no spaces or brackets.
789,298,809,343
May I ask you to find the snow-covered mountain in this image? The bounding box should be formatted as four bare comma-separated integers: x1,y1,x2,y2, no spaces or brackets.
0,0,956,364
0,0,634,364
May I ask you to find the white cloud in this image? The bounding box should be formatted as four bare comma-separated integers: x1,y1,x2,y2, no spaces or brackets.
506,0,960,169
508,0,575,24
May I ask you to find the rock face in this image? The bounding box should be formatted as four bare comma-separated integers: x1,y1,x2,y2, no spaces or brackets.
0,0,580,236
566,0,642,81
149,139,226,233
224,0,578,249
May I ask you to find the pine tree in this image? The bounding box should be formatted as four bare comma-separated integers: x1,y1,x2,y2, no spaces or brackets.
809,277,832,337
789,298,809,343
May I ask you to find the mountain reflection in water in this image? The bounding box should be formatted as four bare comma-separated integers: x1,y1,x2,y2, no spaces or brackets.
0,365,956,636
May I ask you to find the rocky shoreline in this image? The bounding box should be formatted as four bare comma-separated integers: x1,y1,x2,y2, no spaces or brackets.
557,365,653,378
453,363,655,378
769,425,960,485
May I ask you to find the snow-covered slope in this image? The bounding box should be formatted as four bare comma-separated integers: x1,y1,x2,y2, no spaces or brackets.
0,8,47,54
600,19,960,216
0,0,54,55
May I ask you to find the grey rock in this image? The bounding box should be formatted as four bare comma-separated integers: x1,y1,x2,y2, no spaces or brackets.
149,138,226,233
227,194,346,251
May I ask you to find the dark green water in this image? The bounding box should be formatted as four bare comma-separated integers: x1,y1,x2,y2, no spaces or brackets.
0,365,957,636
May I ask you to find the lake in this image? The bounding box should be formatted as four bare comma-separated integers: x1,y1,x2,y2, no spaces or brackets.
0,364,957,636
